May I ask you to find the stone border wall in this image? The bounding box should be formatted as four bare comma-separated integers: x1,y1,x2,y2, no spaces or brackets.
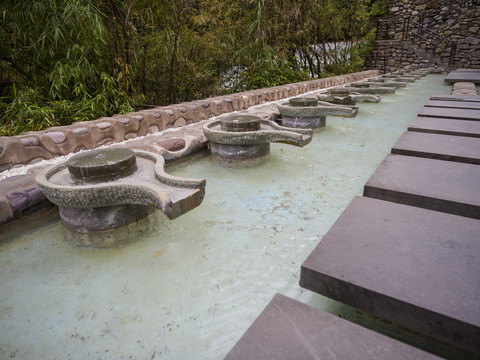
0,70,380,172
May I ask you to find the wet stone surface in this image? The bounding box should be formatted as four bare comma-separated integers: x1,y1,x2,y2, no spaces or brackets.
220,115,261,132
226,294,442,360
67,148,137,182
288,97,318,107
300,196,480,355
6,184,51,219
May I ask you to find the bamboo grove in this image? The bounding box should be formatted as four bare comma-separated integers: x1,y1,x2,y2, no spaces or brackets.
0,0,388,135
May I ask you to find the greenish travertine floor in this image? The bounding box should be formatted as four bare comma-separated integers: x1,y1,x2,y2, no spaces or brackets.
0,75,453,360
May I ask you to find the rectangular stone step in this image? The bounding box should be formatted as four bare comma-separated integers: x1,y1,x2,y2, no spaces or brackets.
429,95,480,103
391,131,480,164
300,196,480,356
445,69,480,84
363,154,480,219
225,293,442,360
418,106,480,121
408,116,480,138
425,100,480,110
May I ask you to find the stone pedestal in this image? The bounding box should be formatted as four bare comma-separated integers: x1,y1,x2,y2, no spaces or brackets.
280,115,326,129
209,142,270,162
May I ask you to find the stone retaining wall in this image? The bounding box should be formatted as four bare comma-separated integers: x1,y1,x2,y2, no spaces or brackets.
374,40,438,72
0,70,380,172
370,0,480,70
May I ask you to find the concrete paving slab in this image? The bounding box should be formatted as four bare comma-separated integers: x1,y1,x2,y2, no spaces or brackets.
391,131,480,164
363,154,480,219
418,106,480,121
429,95,480,102
445,70,480,84
300,196,480,355
408,117,480,138
425,100,480,110
225,293,442,360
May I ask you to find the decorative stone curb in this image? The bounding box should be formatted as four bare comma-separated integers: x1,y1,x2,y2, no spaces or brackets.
0,71,380,172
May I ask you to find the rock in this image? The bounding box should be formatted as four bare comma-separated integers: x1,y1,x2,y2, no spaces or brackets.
117,117,131,125
95,138,113,147
0,198,14,226
7,184,52,218
96,121,112,130
158,138,186,152
20,137,39,147
124,133,137,140
46,131,67,144
147,125,159,134
72,127,89,135
466,37,480,45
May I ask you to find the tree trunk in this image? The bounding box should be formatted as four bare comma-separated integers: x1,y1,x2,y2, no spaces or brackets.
167,32,179,104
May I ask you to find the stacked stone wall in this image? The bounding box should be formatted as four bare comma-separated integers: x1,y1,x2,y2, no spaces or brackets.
370,0,480,70
373,40,439,72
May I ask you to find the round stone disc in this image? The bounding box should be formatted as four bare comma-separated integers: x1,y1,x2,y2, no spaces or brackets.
67,148,137,182
220,115,261,132
289,97,318,107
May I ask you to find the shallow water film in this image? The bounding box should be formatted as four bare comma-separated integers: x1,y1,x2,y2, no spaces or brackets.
0,75,450,359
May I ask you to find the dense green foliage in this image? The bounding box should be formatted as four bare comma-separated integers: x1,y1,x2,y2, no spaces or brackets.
0,0,386,135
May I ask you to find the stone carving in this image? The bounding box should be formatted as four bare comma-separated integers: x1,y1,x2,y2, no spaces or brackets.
329,87,396,95
356,80,407,88
381,74,417,82
36,148,206,247
203,115,312,161
277,97,358,129
316,93,381,105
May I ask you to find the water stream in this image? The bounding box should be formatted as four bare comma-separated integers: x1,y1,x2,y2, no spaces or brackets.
0,75,451,359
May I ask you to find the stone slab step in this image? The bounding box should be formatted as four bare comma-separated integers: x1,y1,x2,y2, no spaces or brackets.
224,293,442,360
425,100,480,110
300,196,480,356
429,95,480,103
391,131,480,164
408,116,480,138
363,154,480,219
418,106,480,121
445,70,480,84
